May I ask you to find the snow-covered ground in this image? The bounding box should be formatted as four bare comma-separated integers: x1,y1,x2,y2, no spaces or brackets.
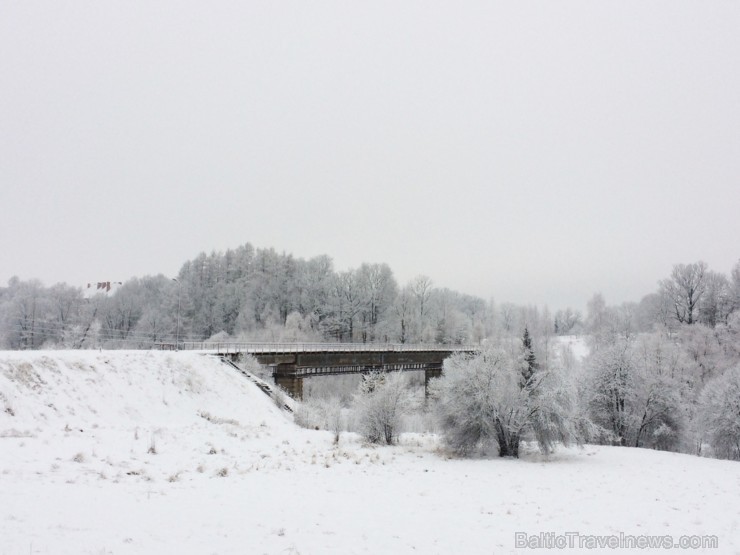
556,334,590,362
1,351,737,554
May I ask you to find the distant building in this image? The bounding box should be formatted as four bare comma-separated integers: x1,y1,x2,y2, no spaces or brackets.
83,281,123,298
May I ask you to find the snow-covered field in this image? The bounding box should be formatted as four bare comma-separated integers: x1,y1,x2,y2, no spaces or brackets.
1,351,737,554
556,334,590,362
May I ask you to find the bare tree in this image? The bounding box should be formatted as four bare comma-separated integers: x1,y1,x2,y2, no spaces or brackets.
659,262,708,325
411,275,433,341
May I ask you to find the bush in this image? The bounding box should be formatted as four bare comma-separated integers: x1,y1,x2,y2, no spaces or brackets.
354,372,411,445
293,397,345,443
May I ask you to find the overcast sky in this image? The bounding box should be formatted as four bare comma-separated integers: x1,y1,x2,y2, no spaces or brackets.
1,1,738,311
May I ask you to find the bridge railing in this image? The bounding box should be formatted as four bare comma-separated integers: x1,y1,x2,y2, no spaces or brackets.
175,342,481,355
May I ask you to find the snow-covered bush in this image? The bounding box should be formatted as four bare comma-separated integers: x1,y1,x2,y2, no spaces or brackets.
431,340,586,457
698,365,740,460
293,396,345,443
207,330,231,343
354,371,411,445
293,399,323,430
303,374,361,406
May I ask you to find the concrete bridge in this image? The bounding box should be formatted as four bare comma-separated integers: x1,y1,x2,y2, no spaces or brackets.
179,342,479,399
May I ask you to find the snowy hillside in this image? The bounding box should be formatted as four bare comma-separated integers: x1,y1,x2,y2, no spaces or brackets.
1,351,738,554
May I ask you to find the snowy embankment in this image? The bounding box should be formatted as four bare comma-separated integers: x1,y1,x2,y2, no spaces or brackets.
1,351,738,555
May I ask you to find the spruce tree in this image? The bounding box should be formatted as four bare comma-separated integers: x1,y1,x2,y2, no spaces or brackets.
521,326,538,387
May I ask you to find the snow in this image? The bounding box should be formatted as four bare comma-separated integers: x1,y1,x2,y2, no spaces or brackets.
1,350,738,554
556,334,590,362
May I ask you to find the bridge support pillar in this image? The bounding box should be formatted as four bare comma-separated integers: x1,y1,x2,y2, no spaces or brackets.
274,375,303,401
424,367,443,398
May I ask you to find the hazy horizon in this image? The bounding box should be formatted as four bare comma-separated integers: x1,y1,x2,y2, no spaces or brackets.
2,1,738,312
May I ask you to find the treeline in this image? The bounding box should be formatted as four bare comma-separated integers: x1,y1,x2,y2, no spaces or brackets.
0,243,494,349
173,245,490,344
0,245,738,355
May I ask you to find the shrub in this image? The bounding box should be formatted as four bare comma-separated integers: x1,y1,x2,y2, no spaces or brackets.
354,372,411,445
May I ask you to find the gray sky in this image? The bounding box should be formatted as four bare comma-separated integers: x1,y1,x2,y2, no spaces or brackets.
1,1,738,311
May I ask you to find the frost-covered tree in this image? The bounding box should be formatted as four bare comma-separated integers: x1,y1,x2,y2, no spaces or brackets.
433,288,474,345
586,339,635,446
731,260,740,317
585,293,609,338
631,334,687,450
432,338,585,458
635,293,675,332
354,371,412,444
521,327,537,385
391,285,413,343
2,278,53,349
45,283,85,344
497,303,519,334
584,294,637,348
93,275,177,347
553,308,582,335
297,255,335,334
678,324,726,386
659,262,708,325
586,333,688,450
330,270,365,341
279,311,321,342
357,263,397,343
699,271,733,327
698,365,740,460
410,275,434,342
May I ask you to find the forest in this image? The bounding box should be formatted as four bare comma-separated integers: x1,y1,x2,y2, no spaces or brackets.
0,243,737,351
1,243,493,349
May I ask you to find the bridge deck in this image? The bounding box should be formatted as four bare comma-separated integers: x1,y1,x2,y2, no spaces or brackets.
176,342,480,356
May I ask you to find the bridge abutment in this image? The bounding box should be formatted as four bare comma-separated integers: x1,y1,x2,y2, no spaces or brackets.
274,375,303,400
